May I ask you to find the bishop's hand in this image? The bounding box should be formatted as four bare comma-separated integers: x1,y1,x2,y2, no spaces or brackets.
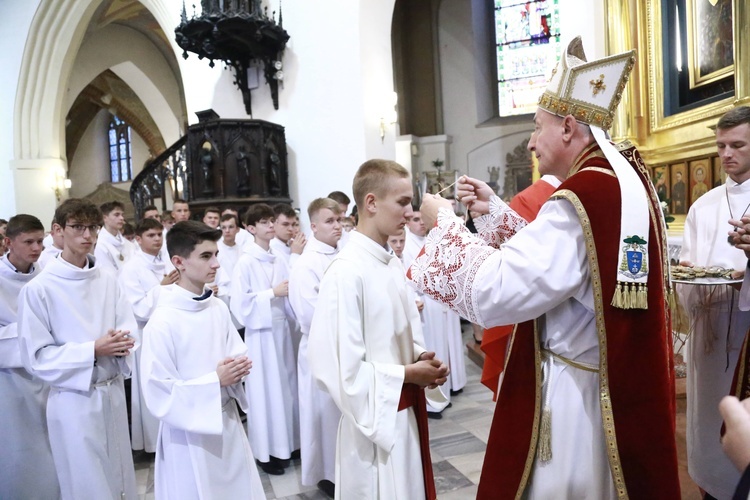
420,194,454,229
456,175,494,215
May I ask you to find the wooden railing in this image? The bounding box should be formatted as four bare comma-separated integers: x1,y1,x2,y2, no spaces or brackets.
129,135,188,221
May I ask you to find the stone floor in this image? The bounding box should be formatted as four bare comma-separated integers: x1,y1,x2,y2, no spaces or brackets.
133,327,706,499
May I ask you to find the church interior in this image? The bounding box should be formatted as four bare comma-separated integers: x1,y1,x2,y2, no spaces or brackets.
1,0,749,498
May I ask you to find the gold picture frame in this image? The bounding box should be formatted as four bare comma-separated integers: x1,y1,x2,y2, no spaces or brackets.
641,0,735,135
685,0,734,89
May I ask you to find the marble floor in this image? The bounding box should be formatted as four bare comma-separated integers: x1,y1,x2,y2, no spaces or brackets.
133,327,703,499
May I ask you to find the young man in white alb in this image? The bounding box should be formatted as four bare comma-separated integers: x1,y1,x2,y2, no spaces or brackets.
95,200,134,273
309,160,448,499
0,214,59,499
18,198,138,499
270,203,306,270
202,206,221,229
141,220,264,498
215,213,244,334
288,197,343,497
118,218,179,454
230,203,299,476
38,218,64,268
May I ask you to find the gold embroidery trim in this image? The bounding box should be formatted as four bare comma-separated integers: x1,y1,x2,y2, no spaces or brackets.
578,167,617,178
567,145,606,177
509,320,542,500
549,189,628,499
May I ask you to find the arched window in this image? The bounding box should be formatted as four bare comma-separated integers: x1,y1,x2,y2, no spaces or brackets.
495,0,562,117
108,115,133,183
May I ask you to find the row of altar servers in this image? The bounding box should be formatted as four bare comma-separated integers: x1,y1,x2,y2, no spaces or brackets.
82,213,466,489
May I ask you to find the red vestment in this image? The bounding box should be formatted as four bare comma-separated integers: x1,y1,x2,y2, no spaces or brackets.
478,143,680,499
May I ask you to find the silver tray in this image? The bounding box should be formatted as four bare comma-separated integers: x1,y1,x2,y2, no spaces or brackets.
671,277,743,286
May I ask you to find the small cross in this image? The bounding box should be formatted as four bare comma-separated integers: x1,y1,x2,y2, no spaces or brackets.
590,74,606,96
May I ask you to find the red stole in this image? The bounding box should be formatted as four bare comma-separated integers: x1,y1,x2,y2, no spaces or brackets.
481,179,558,398
398,383,437,500
477,144,681,499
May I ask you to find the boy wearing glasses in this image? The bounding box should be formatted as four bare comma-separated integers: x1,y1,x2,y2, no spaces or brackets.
230,203,298,476
17,198,139,499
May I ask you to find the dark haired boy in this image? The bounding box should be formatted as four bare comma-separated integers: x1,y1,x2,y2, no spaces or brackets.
0,214,59,499
119,218,179,453
203,206,221,229
95,200,134,273
17,198,138,499
271,203,306,270
230,203,299,475
141,221,263,498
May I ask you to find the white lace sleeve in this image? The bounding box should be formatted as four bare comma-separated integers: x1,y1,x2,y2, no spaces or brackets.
473,195,527,249
409,208,496,324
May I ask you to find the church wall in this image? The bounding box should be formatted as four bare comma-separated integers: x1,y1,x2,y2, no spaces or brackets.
68,109,149,199
67,23,185,145
0,1,41,218
437,0,606,190
69,109,111,199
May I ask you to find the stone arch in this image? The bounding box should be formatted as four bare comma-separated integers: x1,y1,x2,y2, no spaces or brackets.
13,0,186,162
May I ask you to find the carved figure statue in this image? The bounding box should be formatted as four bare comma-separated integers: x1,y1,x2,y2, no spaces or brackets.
265,137,282,196
200,141,215,196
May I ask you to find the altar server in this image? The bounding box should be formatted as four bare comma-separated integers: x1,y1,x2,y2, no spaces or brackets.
230,203,299,476
95,200,134,273
18,198,138,499
141,220,264,499
38,218,64,268
309,159,449,500
0,214,59,499
270,203,306,269
288,197,343,497
119,218,179,453
680,105,750,498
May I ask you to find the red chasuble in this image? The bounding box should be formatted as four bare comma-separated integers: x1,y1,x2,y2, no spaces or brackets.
481,178,558,398
477,143,681,499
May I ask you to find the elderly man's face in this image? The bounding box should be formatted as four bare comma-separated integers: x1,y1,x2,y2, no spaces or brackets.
528,110,566,177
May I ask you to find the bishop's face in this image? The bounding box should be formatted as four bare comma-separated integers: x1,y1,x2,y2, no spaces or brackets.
528,110,566,177
717,123,750,184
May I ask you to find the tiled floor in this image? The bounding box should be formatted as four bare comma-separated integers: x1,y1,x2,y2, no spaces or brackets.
133,327,703,499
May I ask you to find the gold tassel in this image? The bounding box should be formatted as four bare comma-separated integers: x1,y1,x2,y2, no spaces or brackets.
622,283,631,309
611,283,623,308
668,288,676,312
637,284,648,309
538,406,552,462
628,283,637,309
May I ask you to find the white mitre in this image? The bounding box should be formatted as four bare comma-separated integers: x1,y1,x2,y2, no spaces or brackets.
539,37,655,310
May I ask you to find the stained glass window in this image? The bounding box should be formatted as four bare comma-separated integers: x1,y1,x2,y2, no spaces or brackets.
108,115,133,183
495,0,562,117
